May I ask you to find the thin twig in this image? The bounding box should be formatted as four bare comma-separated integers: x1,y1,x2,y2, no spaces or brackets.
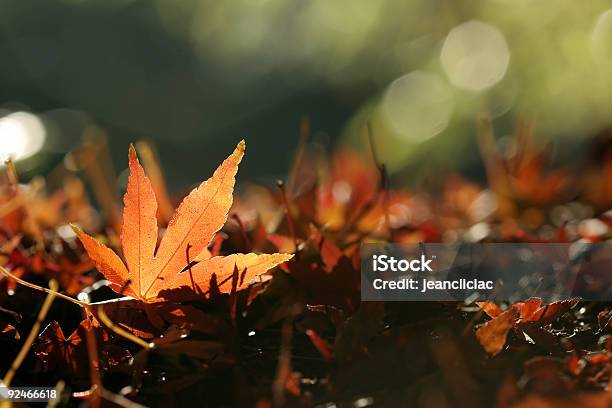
287,115,310,195
341,121,388,233
367,122,391,234
276,180,298,254
81,299,102,408
0,265,151,350
0,265,87,307
96,306,152,349
2,279,59,386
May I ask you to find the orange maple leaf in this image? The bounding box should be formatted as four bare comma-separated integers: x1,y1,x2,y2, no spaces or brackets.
72,141,292,302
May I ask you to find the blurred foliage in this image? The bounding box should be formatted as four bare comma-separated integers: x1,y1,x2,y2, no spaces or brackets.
2,0,612,182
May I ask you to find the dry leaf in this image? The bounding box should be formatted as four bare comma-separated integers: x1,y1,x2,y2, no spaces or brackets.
73,141,292,302
476,307,518,356
476,299,579,356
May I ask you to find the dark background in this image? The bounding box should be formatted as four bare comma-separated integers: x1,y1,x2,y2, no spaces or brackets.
2,0,611,189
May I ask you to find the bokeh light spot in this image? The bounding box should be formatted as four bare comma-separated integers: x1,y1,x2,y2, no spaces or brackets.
381,71,454,143
0,112,46,163
591,9,612,65
440,20,510,92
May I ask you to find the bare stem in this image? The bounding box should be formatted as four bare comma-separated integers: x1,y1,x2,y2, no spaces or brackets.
0,265,150,350
0,265,87,307
276,180,298,254
2,280,59,386
80,301,102,408
96,306,152,349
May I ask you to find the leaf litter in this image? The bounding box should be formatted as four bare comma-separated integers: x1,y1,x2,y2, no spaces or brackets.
0,119,611,407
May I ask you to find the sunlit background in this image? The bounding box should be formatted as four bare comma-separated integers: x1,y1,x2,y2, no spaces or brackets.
2,0,612,185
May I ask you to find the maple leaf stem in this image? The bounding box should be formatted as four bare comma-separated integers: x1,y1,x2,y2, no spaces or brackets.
276,180,298,254
81,307,102,408
0,265,88,308
2,279,58,387
96,306,152,349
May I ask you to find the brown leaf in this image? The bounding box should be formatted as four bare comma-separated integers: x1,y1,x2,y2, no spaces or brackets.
476,307,518,356
521,299,578,326
515,298,543,321
476,301,504,318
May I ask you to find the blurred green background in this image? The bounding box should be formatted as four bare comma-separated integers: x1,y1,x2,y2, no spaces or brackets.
2,0,612,187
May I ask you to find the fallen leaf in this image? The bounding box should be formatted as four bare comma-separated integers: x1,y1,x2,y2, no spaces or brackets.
73,141,292,303
475,307,518,356
476,299,578,356
515,298,543,322
476,301,504,318
521,299,578,325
